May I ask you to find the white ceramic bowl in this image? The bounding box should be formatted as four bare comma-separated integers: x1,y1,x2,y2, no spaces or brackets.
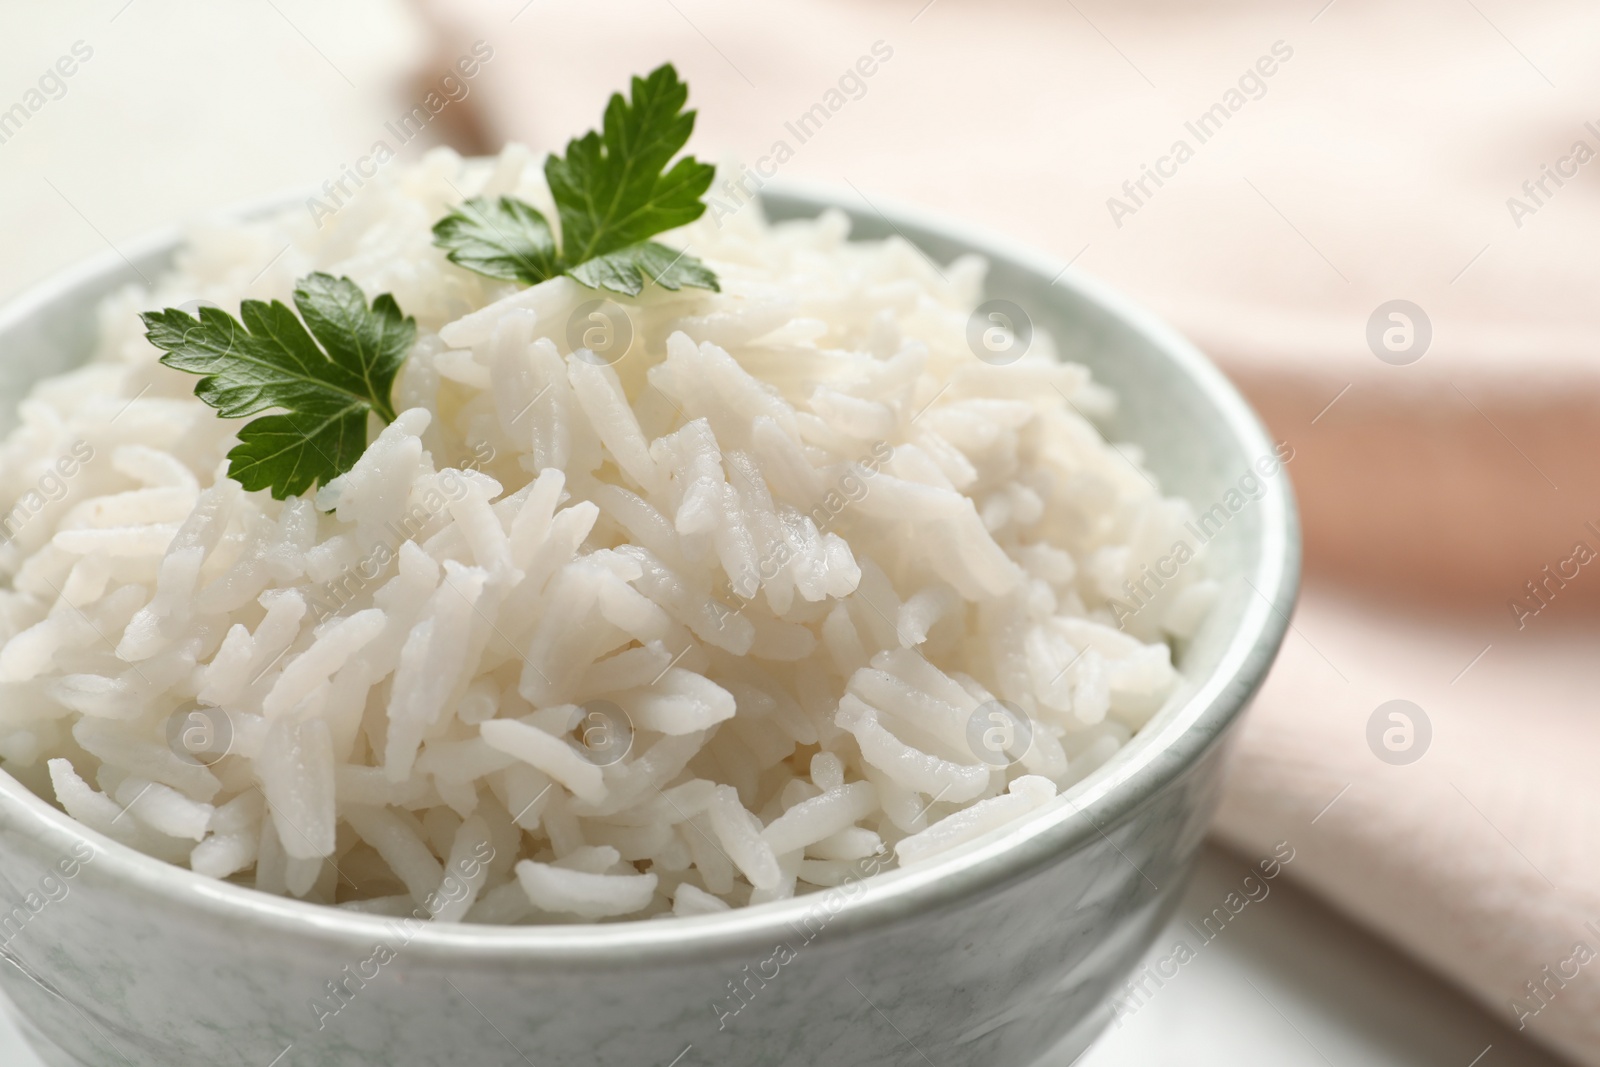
0,182,1299,1067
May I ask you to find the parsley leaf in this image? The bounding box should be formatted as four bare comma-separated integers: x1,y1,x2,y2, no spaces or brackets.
432,195,560,285
431,63,719,297
141,273,416,500
545,64,715,263
568,240,720,296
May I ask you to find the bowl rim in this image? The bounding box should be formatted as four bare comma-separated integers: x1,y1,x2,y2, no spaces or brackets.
0,177,1300,966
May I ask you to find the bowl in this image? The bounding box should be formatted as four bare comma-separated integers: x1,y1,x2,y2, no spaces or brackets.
0,181,1299,1067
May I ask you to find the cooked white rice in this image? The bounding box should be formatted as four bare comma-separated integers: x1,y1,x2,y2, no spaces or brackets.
0,146,1215,923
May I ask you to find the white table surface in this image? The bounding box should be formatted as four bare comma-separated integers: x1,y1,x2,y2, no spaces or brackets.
0,1,428,307
0,842,1562,1066
1078,843,1562,1067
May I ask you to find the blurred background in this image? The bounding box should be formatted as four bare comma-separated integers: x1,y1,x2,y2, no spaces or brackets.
5,1,1599,1063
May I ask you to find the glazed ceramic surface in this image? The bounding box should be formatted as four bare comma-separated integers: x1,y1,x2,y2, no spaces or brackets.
0,183,1299,1067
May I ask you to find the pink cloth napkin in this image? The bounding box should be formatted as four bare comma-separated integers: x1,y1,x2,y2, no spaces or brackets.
415,0,1600,1059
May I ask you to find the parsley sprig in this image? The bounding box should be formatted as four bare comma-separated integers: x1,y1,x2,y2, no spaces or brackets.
144,64,720,501
140,274,415,500
433,63,719,297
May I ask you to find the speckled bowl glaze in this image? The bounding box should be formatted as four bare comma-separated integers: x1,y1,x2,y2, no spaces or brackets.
0,183,1298,1067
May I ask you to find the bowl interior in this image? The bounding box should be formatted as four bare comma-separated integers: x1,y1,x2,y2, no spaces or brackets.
0,181,1299,957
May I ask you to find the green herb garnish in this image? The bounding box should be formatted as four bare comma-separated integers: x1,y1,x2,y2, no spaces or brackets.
140,273,416,500
433,63,719,297
143,65,720,503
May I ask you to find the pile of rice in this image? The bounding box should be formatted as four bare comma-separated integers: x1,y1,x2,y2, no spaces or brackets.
0,147,1214,923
